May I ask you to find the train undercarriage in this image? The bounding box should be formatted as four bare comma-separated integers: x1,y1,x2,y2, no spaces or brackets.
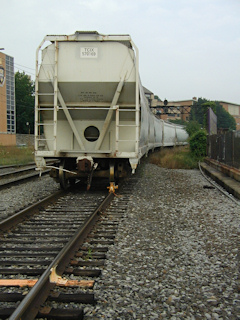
48,157,131,192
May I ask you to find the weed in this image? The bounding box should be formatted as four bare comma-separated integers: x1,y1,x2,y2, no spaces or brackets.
0,146,34,166
84,248,93,261
149,146,201,169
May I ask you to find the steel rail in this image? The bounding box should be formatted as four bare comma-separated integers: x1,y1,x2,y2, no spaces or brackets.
0,189,64,232
0,170,50,191
0,160,57,190
0,163,37,170
199,161,240,206
0,160,57,171
0,165,38,178
9,191,115,320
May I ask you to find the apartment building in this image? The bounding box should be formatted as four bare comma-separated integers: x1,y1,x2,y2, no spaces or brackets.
0,51,16,146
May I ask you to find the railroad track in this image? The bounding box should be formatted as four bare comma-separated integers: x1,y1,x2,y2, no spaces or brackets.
0,177,136,319
0,163,51,190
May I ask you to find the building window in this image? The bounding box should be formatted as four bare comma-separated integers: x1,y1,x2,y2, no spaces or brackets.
5,54,15,133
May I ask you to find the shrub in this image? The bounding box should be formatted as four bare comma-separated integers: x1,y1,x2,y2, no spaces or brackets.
189,130,207,158
186,121,201,137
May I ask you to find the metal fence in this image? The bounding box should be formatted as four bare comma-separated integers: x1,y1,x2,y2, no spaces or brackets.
207,131,240,169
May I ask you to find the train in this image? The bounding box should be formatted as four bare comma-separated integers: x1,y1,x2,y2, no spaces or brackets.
34,31,188,191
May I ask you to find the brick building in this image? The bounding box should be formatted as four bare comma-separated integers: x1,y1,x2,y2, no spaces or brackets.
159,99,195,122
0,52,16,146
144,87,240,130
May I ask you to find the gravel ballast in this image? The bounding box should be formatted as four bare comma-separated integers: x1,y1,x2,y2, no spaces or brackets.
0,176,60,221
1,164,239,319
85,163,240,319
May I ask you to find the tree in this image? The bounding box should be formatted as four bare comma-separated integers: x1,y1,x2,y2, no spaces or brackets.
15,71,35,134
190,97,207,125
190,98,236,131
186,120,201,137
215,101,236,131
168,119,186,125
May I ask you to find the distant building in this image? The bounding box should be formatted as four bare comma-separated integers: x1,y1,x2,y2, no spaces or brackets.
160,99,195,122
0,52,16,146
143,87,195,122
143,87,155,107
218,101,240,131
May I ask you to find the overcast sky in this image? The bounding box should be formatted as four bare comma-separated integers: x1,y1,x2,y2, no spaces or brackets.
2,0,240,103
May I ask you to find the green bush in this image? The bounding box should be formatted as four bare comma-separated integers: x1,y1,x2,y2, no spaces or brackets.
189,130,207,158
186,121,201,137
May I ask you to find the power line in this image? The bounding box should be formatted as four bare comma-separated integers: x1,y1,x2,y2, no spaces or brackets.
0,55,35,76
14,63,35,76
14,66,35,76
14,63,35,71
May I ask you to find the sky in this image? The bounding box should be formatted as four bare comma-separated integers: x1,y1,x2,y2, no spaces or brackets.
1,0,240,103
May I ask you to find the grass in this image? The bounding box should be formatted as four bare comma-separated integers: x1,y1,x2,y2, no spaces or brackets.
149,146,200,169
0,145,201,169
0,145,35,166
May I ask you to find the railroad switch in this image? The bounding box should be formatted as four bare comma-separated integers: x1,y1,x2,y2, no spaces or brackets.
49,266,94,287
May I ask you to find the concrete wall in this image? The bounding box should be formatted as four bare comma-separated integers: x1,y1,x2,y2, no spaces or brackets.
16,134,34,146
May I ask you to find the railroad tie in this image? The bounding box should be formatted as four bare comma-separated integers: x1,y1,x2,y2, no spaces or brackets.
0,278,94,288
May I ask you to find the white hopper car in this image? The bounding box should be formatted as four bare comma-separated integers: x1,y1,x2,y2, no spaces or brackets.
35,31,188,191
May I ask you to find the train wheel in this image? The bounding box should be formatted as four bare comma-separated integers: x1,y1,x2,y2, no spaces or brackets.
107,160,118,193
109,160,115,183
59,160,69,190
69,178,76,186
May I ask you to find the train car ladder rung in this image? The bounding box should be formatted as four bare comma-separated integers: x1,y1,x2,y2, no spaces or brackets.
116,124,137,127
38,93,54,96
117,139,137,142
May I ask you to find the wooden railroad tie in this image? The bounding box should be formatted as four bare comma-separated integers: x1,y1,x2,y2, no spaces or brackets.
0,279,94,288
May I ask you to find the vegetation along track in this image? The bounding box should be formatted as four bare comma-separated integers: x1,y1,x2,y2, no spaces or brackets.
0,177,136,319
0,163,52,190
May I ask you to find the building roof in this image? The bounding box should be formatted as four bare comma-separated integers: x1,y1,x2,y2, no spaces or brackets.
218,100,240,107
